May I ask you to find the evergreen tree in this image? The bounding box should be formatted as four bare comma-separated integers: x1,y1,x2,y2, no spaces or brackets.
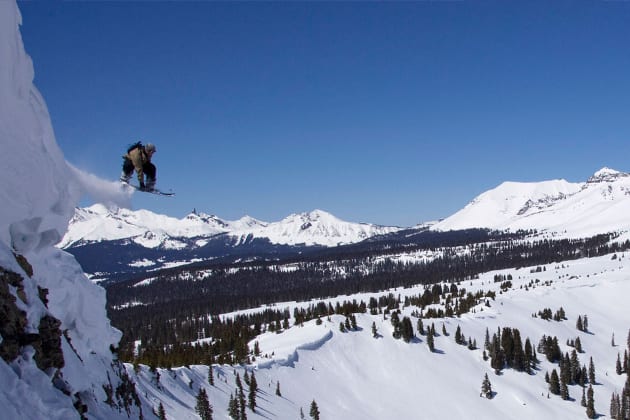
581,386,587,407
372,321,378,338
401,316,414,343
610,392,619,419
549,369,561,395
560,375,570,401
417,318,425,336
244,371,250,387
236,377,247,420
524,338,533,374
427,328,435,352
310,400,320,420
195,388,213,420
490,334,505,374
560,353,571,386
248,372,258,412
512,329,524,371
570,350,580,384
208,365,214,386
481,373,493,398
584,365,590,385
236,373,243,391
455,325,462,344
484,327,491,351
617,353,623,375
575,336,583,353
276,381,282,397
228,394,239,420
586,385,596,419
577,315,583,332
442,323,448,337
589,357,596,385
157,402,167,420
350,314,357,330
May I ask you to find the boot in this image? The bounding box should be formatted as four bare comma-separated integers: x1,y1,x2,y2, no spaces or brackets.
145,178,156,191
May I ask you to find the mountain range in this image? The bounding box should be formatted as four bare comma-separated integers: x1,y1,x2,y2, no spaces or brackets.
61,167,630,280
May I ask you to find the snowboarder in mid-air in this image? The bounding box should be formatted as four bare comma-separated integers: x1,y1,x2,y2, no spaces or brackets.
120,141,157,191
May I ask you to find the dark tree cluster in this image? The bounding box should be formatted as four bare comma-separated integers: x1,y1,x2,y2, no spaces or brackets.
610,376,630,419
493,273,513,283
576,314,589,332
487,327,537,374
538,335,562,363
536,307,566,322
566,337,583,353
106,233,629,367
610,330,630,419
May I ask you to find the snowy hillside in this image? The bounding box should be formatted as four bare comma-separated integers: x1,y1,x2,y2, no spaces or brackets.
61,205,400,249
125,252,630,419
0,3,142,419
434,167,630,238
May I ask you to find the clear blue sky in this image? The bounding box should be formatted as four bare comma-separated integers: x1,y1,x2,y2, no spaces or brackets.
17,1,630,227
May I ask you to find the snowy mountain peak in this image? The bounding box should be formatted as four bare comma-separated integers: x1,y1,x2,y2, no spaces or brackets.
434,168,630,237
62,206,400,249
232,215,267,230
284,209,339,227
184,210,229,229
586,167,628,184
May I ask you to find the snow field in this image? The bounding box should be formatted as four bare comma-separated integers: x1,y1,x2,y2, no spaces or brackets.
130,252,630,419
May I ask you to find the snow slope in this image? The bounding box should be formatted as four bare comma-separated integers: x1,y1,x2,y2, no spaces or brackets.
61,205,400,249
128,252,630,419
0,3,141,419
434,167,630,238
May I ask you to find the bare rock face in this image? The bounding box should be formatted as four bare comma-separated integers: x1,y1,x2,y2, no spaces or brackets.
33,315,64,371
0,267,28,362
0,261,64,371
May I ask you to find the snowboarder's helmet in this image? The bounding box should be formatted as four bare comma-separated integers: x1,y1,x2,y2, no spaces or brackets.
145,143,156,153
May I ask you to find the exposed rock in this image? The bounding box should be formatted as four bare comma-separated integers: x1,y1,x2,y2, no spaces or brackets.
13,253,33,277
0,267,28,362
0,265,64,372
34,315,64,371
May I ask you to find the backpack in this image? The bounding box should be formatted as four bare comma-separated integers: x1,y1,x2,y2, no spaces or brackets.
127,141,143,154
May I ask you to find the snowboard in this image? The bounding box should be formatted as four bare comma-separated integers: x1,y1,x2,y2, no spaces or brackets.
122,182,175,196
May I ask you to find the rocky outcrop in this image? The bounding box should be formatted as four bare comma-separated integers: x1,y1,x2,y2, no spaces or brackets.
0,267,28,362
0,259,64,372
34,315,64,371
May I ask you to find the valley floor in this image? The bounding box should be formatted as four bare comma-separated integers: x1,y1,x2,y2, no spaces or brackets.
129,252,630,419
